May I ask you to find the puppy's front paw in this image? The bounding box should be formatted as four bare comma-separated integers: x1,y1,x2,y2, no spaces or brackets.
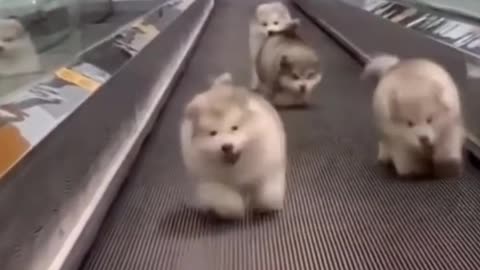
196,182,246,220
377,147,391,164
212,202,246,220
434,158,463,178
207,194,246,220
377,141,396,166
253,175,286,214
393,159,432,178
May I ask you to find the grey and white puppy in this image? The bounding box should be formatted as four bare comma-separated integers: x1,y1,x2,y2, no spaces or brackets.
180,73,287,219
255,19,322,107
249,2,294,89
364,54,465,178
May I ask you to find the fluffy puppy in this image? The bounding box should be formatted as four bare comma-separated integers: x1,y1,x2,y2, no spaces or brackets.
256,20,322,107
364,54,465,178
180,73,287,219
249,2,293,89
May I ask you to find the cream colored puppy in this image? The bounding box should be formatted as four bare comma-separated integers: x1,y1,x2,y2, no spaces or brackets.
180,73,287,219
249,2,293,89
256,20,322,107
364,54,465,177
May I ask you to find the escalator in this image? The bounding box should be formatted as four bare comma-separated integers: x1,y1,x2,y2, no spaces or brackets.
79,1,480,269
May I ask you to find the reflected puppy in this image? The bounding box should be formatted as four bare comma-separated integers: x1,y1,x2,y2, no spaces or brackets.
364,54,465,178
180,73,287,219
256,20,322,107
0,18,40,76
249,2,293,89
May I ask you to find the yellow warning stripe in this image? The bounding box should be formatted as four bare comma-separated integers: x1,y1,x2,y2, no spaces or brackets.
134,23,158,35
132,19,158,36
55,67,101,92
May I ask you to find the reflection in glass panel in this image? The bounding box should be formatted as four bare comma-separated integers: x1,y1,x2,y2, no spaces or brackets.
0,0,80,97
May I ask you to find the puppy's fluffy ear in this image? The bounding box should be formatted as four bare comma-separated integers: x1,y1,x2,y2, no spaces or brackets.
362,53,400,80
184,94,206,121
212,72,233,86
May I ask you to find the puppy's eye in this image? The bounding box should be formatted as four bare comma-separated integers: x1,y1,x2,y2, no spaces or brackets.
209,131,217,136
273,21,279,25
231,125,238,131
262,22,268,27
407,121,415,127
306,72,316,79
426,116,433,124
291,74,300,80
3,37,14,42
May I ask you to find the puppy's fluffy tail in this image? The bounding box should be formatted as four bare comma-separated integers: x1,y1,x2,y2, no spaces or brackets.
362,54,400,79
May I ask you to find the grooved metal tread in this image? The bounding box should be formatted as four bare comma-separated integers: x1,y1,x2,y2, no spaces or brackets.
81,1,480,269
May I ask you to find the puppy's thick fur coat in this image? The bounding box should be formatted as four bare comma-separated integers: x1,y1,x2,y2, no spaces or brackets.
249,2,293,89
180,73,287,219
365,54,465,177
0,18,40,76
255,20,322,107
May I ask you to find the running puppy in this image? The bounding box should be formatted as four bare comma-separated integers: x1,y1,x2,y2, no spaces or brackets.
249,2,294,89
256,19,322,107
180,73,287,219
364,54,465,178
0,18,40,76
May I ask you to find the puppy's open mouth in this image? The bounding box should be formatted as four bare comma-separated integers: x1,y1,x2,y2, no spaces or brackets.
421,143,434,155
222,152,241,165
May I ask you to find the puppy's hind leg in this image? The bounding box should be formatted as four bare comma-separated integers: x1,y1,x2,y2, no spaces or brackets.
195,181,246,219
434,124,465,177
252,167,287,213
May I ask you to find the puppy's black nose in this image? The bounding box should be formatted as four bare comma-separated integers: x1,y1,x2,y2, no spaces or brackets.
0,45,4,53
419,135,431,146
221,143,233,153
267,30,273,36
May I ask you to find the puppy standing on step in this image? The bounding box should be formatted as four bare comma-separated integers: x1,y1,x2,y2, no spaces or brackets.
180,73,287,219
256,19,322,107
249,2,293,89
0,18,40,76
364,54,465,177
